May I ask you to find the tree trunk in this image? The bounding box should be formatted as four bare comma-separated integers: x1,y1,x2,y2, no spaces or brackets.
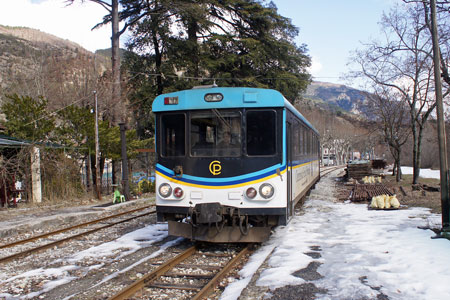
414,124,425,184
112,159,117,185
90,153,98,197
411,118,419,184
151,14,163,95
187,18,200,78
111,0,121,124
396,150,402,182
99,156,105,193
85,155,91,191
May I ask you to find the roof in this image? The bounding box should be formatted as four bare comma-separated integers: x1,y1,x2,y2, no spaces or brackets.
0,135,30,147
152,87,286,112
0,135,70,149
152,87,319,135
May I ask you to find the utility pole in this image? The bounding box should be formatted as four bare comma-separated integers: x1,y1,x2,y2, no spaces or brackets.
94,91,102,200
430,0,449,232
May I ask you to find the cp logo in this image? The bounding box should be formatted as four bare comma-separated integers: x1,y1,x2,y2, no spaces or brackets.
209,160,222,176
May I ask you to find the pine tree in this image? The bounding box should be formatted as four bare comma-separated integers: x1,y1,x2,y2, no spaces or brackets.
122,0,311,137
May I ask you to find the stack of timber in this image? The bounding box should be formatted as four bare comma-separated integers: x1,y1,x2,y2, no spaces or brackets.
371,159,387,169
351,183,394,202
346,161,372,180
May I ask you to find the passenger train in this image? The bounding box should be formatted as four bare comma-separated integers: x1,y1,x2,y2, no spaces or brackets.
152,86,320,242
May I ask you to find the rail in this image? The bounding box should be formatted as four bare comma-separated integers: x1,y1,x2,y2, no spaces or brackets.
109,244,252,300
320,165,344,177
0,205,155,264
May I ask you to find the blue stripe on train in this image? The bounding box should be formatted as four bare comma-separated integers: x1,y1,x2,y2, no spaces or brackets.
156,163,287,186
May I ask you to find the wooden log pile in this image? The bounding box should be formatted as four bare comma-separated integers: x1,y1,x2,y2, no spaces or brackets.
412,184,440,192
371,159,387,169
346,162,372,179
351,183,394,202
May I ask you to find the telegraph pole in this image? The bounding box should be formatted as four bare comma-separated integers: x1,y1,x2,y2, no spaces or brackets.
430,0,449,232
94,91,102,200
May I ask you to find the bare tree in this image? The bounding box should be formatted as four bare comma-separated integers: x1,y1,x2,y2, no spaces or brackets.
351,3,444,184
66,0,152,124
65,0,123,129
366,87,411,181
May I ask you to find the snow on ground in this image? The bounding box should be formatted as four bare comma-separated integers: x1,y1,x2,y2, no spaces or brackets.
1,167,446,299
0,223,175,299
67,223,169,263
401,166,440,179
221,170,450,300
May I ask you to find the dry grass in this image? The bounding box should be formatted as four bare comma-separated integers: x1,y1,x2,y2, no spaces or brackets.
0,194,105,221
380,174,441,213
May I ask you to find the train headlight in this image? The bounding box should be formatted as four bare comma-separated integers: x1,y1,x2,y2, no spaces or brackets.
246,187,257,199
259,183,274,199
159,183,172,198
173,187,184,198
204,93,223,102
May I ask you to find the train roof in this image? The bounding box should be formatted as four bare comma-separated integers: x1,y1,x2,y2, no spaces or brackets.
152,87,318,134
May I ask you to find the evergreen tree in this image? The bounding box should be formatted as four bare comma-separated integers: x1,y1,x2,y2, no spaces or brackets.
122,0,311,138
1,94,55,142
204,0,311,100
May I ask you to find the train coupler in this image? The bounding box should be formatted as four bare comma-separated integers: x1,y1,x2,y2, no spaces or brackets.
170,203,271,243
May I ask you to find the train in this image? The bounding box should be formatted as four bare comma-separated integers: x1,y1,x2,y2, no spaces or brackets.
152,86,320,242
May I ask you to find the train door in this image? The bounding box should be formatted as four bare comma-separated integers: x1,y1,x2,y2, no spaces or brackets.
286,122,293,218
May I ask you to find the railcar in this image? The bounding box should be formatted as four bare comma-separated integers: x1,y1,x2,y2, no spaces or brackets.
153,86,320,242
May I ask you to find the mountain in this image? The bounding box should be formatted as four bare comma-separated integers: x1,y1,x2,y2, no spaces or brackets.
0,25,110,103
0,25,370,123
303,81,369,117
95,48,128,60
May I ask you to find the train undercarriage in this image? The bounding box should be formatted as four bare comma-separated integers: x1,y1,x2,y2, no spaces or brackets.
158,203,285,243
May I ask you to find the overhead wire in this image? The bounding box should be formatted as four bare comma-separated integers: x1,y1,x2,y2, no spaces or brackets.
22,94,92,127
14,69,338,127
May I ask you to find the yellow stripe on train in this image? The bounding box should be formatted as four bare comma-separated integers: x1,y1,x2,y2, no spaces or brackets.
156,168,287,190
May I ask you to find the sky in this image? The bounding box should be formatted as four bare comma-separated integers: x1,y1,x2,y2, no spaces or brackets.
0,0,398,86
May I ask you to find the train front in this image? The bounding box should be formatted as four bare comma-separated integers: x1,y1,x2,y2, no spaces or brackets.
152,87,287,243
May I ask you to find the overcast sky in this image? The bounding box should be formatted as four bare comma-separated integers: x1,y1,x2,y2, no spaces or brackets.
1,0,397,86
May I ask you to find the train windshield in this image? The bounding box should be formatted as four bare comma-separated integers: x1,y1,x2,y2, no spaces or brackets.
190,110,241,157
161,113,185,157
246,110,276,155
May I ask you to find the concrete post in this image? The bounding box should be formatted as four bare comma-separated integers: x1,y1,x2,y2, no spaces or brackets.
31,146,42,203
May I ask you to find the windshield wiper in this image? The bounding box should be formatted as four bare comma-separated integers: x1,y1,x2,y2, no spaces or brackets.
212,108,231,130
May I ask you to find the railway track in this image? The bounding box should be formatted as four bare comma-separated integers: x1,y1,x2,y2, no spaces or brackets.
110,244,252,300
0,204,155,264
320,165,344,177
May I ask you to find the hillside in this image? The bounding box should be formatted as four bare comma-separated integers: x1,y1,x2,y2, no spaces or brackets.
303,81,369,117
95,48,129,60
0,25,110,106
0,25,371,134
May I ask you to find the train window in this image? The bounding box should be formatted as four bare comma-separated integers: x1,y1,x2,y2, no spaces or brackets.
308,131,312,156
247,110,276,156
161,114,185,157
306,131,310,156
299,125,304,156
190,110,241,157
294,122,300,156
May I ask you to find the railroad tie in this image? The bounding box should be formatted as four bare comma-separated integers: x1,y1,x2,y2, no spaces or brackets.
148,282,203,290
351,184,393,202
